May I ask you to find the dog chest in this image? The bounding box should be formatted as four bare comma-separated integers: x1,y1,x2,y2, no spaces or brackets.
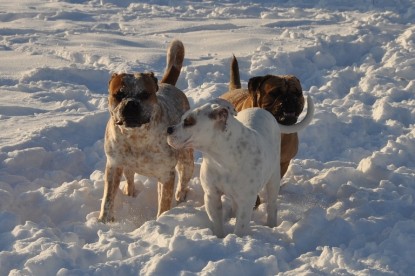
106,127,177,177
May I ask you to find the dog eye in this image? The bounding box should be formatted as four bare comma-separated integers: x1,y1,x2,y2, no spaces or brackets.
139,91,151,100
114,91,126,101
269,89,280,97
295,90,303,96
183,116,196,127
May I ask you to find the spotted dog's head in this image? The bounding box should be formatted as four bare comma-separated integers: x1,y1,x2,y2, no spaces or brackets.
166,98,237,150
108,72,159,128
248,75,305,126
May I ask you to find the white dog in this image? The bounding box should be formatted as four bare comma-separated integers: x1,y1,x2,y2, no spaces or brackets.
167,97,314,237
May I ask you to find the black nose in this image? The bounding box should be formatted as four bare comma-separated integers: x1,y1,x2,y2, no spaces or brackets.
123,99,140,117
167,126,174,135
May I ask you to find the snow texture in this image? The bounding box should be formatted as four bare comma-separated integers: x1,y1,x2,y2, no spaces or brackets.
0,0,414,275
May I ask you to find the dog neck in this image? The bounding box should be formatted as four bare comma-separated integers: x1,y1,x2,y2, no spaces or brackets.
201,117,251,169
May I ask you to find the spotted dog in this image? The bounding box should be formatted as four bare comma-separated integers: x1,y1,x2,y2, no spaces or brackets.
99,40,194,223
167,97,314,237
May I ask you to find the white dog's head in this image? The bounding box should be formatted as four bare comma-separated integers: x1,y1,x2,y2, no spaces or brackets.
167,98,237,150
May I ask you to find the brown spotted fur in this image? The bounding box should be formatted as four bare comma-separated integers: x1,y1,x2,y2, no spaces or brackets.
99,40,194,222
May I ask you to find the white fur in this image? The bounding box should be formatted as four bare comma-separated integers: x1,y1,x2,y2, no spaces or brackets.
167,97,314,237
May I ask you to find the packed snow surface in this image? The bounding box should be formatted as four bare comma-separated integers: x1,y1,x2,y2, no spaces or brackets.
1,0,415,275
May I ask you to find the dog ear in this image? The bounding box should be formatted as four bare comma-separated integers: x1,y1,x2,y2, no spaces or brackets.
108,73,124,94
148,72,159,92
209,104,231,131
109,73,118,85
211,98,237,116
248,76,264,107
137,72,159,92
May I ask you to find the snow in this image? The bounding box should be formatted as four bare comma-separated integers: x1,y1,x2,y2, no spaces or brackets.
1,0,414,275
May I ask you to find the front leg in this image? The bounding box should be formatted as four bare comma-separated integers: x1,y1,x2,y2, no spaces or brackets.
234,201,255,237
98,164,123,223
157,171,175,217
204,190,224,238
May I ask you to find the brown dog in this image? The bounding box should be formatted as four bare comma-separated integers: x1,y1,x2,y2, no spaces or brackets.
221,55,307,181
98,40,194,223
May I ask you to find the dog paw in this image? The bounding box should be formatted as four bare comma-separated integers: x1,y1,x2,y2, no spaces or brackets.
98,215,114,224
175,188,189,202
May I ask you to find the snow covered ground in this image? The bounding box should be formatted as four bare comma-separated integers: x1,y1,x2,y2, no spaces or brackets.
1,0,414,275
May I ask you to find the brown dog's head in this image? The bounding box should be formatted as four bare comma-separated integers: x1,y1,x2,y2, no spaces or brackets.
108,72,159,128
247,75,305,125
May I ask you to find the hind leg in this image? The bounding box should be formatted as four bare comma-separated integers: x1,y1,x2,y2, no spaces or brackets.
175,148,194,202
280,161,290,179
122,169,137,197
265,170,281,227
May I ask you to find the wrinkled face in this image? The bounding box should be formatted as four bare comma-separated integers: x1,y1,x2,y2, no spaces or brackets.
108,72,158,128
167,99,237,150
248,75,305,125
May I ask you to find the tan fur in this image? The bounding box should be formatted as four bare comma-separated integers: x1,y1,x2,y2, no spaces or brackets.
99,40,194,222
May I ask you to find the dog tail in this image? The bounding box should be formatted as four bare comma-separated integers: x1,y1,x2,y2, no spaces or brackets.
279,96,314,134
160,39,185,86
229,55,241,90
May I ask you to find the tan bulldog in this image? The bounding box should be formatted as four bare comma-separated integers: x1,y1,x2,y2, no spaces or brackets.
99,40,194,222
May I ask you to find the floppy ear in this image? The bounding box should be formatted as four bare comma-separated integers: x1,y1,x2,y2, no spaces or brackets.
109,73,118,85
211,98,237,116
209,104,231,131
248,76,264,107
108,73,124,94
148,72,159,92
137,72,159,92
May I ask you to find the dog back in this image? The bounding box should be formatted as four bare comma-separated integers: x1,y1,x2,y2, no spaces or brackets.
157,83,190,125
235,107,281,181
236,108,280,153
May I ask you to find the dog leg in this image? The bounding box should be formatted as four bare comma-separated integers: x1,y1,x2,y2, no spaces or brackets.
175,148,194,202
157,171,175,217
280,161,290,179
280,133,299,178
123,169,137,197
222,195,236,222
234,201,255,237
204,191,224,238
265,172,280,227
98,165,123,223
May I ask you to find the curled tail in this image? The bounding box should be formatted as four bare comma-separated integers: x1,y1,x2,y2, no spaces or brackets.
161,39,185,85
229,55,241,90
279,96,314,134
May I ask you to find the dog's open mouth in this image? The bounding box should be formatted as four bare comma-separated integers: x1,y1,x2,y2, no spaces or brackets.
277,112,298,125
115,118,148,128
